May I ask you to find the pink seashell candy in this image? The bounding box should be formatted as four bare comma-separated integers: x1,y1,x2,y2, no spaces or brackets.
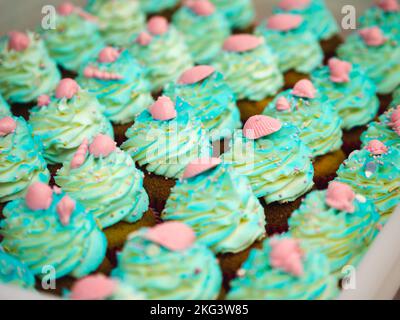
186,0,215,16
328,58,352,83
8,31,30,52
223,34,263,53
89,134,116,158
292,79,316,99
57,2,75,16
136,31,153,46
178,65,215,85
25,182,53,211
57,195,76,226
276,96,291,111
147,16,169,35
378,0,400,12
326,181,355,213
359,27,386,47
98,47,120,63
278,0,311,10
365,139,388,155
390,106,400,123
182,157,222,179
270,238,304,277
71,138,89,169
70,275,117,300
267,14,303,31
149,96,177,121
243,115,282,140
0,117,17,137
37,95,51,107
55,78,80,99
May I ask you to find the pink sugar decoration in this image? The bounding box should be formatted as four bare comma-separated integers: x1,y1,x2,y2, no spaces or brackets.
149,96,177,121
8,31,30,52
70,275,117,300
182,157,222,179
243,115,282,139
326,181,356,213
365,139,388,155
98,47,120,63
267,14,303,31
71,138,89,169
276,96,291,111
89,134,116,158
223,34,263,53
292,79,316,99
270,238,304,277
83,66,123,80
328,58,352,83
55,78,79,99
37,95,51,107
57,2,75,16
278,0,311,10
136,31,153,46
377,0,399,12
25,182,53,211
56,195,76,226
0,117,17,137
178,65,215,85
186,0,215,16
359,27,386,47
147,16,169,35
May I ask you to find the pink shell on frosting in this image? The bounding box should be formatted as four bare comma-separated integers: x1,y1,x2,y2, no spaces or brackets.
25,182,53,211
223,34,263,53
83,66,123,80
71,138,89,169
57,2,75,16
186,0,215,16
53,186,62,194
144,222,196,251
276,96,291,111
37,95,51,107
325,181,355,213
55,78,80,99
328,58,352,83
182,157,222,179
267,14,303,31
270,238,304,277
292,79,316,99
359,27,386,47
390,106,400,123
147,16,169,35
278,0,311,10
98,47,120,63
89,134,116,158
70,275,116,300
149,96,177,121
243,115,282,140
136,31,153,46
0,117,17,137
8,31,30,52
365,139,388,155
178,65,215,85
56,195,76,226
378,0,400,12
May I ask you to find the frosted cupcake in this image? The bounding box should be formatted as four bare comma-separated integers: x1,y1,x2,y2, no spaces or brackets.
0,183,107,279
29,79,113,165
227,235,339,300
210,0,255,31
359,0,400,32
0,31,60,104
0,95,11,117
112,222,222,300
139,0,180,15
289,182,380,273
213,34,284,122
129,16,193,92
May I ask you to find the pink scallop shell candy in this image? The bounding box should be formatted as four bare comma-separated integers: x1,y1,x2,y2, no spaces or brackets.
243,115,282,139
223,34,263,53
390,106,400,123
378,0,400,12
359,27,386,47
267,14,303,31
55,78,80,99
71,138,89,169
178,65,215,85
25,182,53,211
89,134,116,158
136,31,153,46
328,58,352,83
8,31,30,52
276,96,291,111
144,222,196,251
57,2,75,16
70,275,117,300
56,195,76,226
37,95,51,107
186,0,215,16
270,238,304,277
325,181,355,213
365,139,388,155
149,96,177,121
182,157,222,179
53,186,62,194
0,117,17,137
147,16,169,35
278,0,310,10
292,79,316,99
98,47,120,63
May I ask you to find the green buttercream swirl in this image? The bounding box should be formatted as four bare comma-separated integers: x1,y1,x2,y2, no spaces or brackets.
0,95,11,117
138,0,179,13
210,0,255,29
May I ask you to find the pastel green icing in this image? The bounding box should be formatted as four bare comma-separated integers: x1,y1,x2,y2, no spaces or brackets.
55,148,149,229
0,32,60,104
311,63,379,130
0,191,107,279
393,87,400,106
29,89,114,165
164,70,241,141
263,90,343,157
210,0,255,29
212,43,284,101
359,5,400,32
222,124,314,203
0,95,11,117
77,50,153,124
0,247,35,289
138,0,179,13
121,99,212,179
0,117,50,203
112,227,222,300
227,234,339,300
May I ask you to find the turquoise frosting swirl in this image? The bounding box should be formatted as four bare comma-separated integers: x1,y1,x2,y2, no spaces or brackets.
212,43,284,101
164,70,241,141
128,26,193,92
112,227,222,300
138,0,179,13
255,19,323,73
0,95,11,117
163,163,266,254
210,0,255,29
55,148,149,229
222,124,314,203
29,89,114,165
263,89,343,157
337,27,400,94
0,247,35,289
289,190,379,273
359,5,400,32
336,148,400,222
227,234,339,300
0,32,60,103
273,0,339,40
0,191,107,279
172,6,230,64
121,99,212,179
0,117,50,203
311,63,380,130
77,50,153,124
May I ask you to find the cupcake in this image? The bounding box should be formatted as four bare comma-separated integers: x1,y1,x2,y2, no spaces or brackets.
227,235,339,300
0,116,50,203
29,79,113,165
0,31,60,104
85,0,146,47
41,2,105,73
289,182,380,273
129,16,193,93
0,94,11,117
336,140,400,222
213,34,284,122
359,0,400,32
138,0,180,17
172,0,230,64
337,26,400,95
77,47,153,144
112,222,223,300
0,183,107,279
255,13,323,88
210,0,255,31
164,65,241,143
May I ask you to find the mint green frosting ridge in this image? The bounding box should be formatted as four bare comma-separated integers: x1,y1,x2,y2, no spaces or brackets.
138,0,179,13
211,0,255,29
0,247,35,289
0,95,11,117
359,6,400,31
393,87,400,106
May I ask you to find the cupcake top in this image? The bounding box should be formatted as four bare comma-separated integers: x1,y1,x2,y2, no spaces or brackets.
222,115,314,204
274,0,339,40
55,134,149,229
121,96,211,179
29,79,113,164
210,0,255,30
227,234,339,300
289,182,380,272
0,183,107,278
213,34,284,101
138,0,179,14
0,116,50,203
77,47,153,125
0,31,60,104
359,0,400,31
164,65,241,141
0,95,11,118
255,13,323,73
163,158,266,254
263,80,343,157
112,222,223,300
311,58,379,130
